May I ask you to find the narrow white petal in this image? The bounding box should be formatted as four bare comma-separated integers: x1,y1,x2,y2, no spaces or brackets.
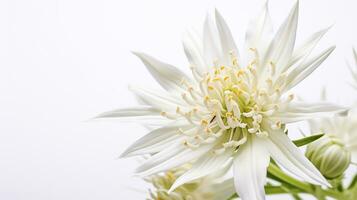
136,143,215,176
263,128,329,186
215,9,239,64
94,106,159,118
169,151,232,192
133,52,192,92
284,102,345,113
120,122,191,157
262,1,299,70
183,28,207,73
285,46,335,91
275,101,346,123
203,14,222,66
287,27,330,69
233,135,270,200
353,47,357,65
206,157,232,181
129,85,185,112
212,178,236,200
245,0,273,52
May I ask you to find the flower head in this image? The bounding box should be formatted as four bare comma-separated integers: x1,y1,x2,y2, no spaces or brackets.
97,1,345,199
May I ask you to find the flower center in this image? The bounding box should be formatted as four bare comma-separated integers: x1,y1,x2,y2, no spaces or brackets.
160,50,293,154
204,66,267,134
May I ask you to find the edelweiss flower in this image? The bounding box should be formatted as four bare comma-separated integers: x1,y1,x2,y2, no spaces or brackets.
145,164,234,200
97,1,345,199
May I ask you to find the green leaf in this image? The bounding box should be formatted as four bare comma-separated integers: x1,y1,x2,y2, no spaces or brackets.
293,133,324,147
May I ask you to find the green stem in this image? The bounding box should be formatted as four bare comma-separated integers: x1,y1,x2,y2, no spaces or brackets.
322,188,344,199
314,186,326,200
265,186,301,194
268,164,314,193
268,164,345,199
228,186,303,199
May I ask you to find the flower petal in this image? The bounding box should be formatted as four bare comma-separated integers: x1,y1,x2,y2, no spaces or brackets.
212,178,236,200
215,9,239,64
133,52,192,92
287,27,330,70
129,85,185,112
120,122,192,157
169,150,232,193
136,142,215,177
263,127,329,186
183,28,207,74
203,13,222,66
94,106,159,119
245,0,273,53
353,47,357,64
285,46,335,92
233,135,270,200
262,1,299,71
275,101,346,123
347,48,357,88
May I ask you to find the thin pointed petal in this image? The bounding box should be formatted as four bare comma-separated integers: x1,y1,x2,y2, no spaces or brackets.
275,101,346,123
136,143,215,177
183,29,207,73
212,178,236,200
203,14,222,66
245,0,273,51
264,128,329,186
353,47,357,65
286,27,331,71
215,9,239,63
94,106,159,119
129,85,185,111
233,135,270,200
133,52,191,92
169,151,232,192
285,46,335,91
263,1,299,70
121,122,191,157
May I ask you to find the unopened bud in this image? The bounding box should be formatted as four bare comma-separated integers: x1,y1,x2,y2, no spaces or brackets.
306,135,351,179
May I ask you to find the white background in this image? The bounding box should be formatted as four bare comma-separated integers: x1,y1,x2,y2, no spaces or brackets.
1,0,357,199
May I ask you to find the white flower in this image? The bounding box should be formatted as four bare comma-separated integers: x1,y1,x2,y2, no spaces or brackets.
146,164,235,200
97,1,346,199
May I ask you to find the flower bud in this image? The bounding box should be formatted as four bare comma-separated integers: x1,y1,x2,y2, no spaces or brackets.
306,135,351,179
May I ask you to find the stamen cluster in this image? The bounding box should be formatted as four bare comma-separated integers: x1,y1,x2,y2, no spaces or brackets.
161,51,294,154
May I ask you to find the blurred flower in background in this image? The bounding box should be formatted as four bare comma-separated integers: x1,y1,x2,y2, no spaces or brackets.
145,164,235,200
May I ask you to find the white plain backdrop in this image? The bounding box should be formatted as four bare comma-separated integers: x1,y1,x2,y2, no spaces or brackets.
1,0,357,199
